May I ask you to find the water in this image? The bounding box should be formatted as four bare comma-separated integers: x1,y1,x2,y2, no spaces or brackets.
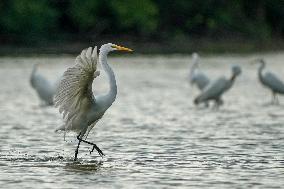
0,54,283,188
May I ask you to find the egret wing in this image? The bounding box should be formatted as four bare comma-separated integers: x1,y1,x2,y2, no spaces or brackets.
264,72,284,93
196,77,227,101
54,47,99,121
193,72,210,90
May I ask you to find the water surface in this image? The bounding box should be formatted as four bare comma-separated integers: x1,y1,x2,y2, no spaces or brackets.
0,54,283,188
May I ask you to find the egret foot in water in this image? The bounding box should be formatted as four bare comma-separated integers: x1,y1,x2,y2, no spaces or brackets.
74,133,104,161
272,92,280,105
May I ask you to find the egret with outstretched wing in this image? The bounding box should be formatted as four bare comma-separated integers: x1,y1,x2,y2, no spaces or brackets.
54,43,132,161
194,65,241,107
254,58,284,104
189,52,210,91
30,63,56,105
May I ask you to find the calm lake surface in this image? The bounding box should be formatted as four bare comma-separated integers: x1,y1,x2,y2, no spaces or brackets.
0,53,283,188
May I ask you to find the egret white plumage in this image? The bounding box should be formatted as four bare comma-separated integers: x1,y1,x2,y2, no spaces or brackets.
30,63,57,105
54,43,133,161
254,58,284,104
194,65,242,107
189,52,210,91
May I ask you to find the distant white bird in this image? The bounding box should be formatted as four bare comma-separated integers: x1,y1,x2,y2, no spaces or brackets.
30,63,56,105
194,65,242,107
54,43,133,161
189,52,210,91
255,58,284,104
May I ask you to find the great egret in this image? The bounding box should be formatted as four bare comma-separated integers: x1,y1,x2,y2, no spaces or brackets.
30,63,56,105
194,65,242,107
189,52,210,91
254,58,284,104
54,43,133,161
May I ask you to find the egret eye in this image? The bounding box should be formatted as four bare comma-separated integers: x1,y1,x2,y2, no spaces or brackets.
111,45,116,48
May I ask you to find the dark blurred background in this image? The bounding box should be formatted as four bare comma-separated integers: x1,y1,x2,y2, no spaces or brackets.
0,0,284,54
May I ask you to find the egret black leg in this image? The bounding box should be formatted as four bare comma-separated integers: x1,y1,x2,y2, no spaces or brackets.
213,101,218,109
218,98,224,106
204,102,209,108
272,92,277,104
275,94,279,105
74,134,82,161
213,103,219,110
213,98,222,109
76,135,105,157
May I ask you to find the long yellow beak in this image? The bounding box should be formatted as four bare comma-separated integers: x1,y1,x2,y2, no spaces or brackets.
114,45,133,52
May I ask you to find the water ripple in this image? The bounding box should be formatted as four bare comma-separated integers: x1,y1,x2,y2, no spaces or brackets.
0,56,283,188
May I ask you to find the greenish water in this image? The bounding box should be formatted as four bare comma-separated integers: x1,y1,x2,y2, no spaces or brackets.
0,54,283,188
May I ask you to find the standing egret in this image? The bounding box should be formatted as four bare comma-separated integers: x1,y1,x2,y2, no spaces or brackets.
54,43,133,161
189,52,210,91
254,58,284,104
194,65,242,107
30,63,56,105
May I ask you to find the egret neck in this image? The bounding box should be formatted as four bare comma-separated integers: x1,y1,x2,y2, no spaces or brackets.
99,48,117,107
258,62,265,81
230,74,237,82
31,64,38,77
30,64,38,87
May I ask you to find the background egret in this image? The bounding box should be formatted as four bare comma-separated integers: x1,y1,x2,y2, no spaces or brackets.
54,43,132,161
254,58,284,104
189,52,210,91
194,65,242,107
30,63,57,106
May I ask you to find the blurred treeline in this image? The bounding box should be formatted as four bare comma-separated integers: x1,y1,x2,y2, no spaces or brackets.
0,0,283,53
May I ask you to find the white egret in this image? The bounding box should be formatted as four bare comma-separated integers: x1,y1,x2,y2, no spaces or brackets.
54,43,133,161
194,65,242,107
254,58,284,104
30,63,56,105
189,52,210,91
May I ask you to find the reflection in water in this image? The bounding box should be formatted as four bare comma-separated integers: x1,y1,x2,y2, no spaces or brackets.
0,55,283,188
65,161,103,172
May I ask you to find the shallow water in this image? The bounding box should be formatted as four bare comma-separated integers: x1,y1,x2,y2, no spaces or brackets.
0,54,283,188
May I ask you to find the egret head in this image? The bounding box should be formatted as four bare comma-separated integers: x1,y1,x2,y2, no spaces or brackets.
231,65,242,76
257,58,265,67
32,63,40,73
192,52,199,60
251,58,265,67
192,52,199,64
100,43,133,54
259,58,265,63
